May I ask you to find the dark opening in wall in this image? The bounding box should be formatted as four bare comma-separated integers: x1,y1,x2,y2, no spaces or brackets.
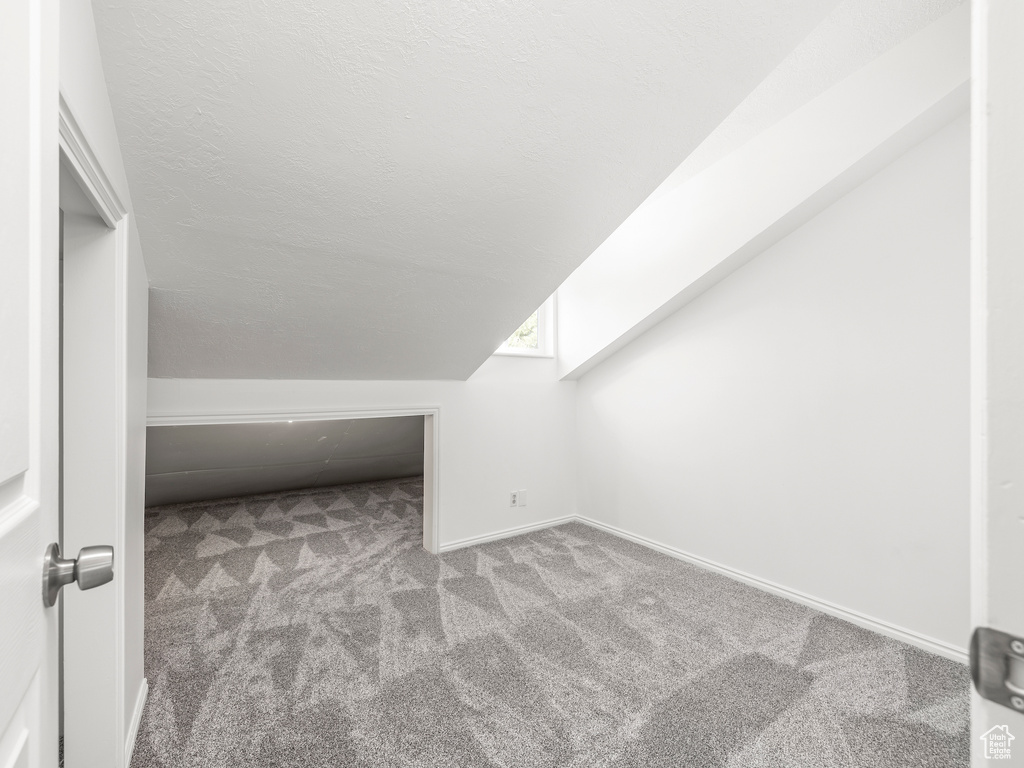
145,416,424,506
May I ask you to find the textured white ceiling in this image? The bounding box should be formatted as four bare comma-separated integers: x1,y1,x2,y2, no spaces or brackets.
93,0,835,379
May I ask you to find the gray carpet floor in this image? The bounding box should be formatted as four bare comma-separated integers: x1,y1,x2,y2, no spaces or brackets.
131,477,969,767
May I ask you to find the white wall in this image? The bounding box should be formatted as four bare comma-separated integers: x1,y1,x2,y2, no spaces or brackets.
574,114,970,653
148,355,577,547
59,0,149,754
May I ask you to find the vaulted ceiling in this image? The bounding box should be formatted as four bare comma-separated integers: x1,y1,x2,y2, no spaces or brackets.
93,0,836,380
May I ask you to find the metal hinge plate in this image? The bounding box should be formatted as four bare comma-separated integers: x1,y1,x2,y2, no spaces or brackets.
971,627,1024,712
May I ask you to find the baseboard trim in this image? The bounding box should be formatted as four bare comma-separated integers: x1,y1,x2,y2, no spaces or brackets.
437,513,968,664
124,678,148,768
575,516,969,665
439,516,577,552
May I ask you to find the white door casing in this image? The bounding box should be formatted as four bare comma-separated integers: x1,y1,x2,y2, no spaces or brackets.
59,92,135,765
971,0,1024,765
0,1,60,767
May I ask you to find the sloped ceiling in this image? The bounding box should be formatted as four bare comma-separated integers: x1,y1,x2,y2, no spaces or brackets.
648,0,963,197
93,0,835,380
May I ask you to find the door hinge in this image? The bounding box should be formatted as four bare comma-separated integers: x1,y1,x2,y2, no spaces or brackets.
971,627,1024,712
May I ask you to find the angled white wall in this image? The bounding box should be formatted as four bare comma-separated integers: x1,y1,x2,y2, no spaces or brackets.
557,5,969,380
574,113,970,657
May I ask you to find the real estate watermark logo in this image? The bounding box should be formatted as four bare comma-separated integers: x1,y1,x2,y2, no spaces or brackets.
981,725,1015,760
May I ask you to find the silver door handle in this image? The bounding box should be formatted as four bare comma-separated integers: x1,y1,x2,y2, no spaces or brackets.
42,542,114,607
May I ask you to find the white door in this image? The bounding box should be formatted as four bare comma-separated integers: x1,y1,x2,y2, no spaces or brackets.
971,1,1024,765
0,1,60,767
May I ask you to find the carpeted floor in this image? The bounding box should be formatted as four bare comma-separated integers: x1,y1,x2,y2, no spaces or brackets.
131,477,969,767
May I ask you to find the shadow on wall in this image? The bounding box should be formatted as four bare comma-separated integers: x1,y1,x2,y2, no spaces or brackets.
145,416,424,506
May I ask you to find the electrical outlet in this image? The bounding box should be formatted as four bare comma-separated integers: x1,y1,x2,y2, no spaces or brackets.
510,491,519,507
518,489,527,507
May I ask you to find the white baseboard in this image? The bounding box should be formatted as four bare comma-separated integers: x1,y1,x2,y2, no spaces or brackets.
576,516,968,665
124,678,148,767
436,513,968,664
439,515,577,552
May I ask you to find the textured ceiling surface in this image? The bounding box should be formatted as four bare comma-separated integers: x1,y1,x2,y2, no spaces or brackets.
648,0,964,199
93,0,835,379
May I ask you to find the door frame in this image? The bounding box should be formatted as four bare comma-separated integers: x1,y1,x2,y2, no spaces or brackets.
58,91,137,765
147,407,442,553
970,0,1024,761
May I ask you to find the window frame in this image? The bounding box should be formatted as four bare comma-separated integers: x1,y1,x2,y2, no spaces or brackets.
493,294,556,358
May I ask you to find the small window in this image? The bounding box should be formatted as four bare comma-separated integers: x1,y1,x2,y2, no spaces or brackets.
494,295,555,358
